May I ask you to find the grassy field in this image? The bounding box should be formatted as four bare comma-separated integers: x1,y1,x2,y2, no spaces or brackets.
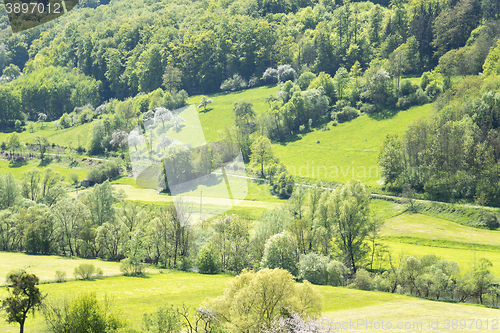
320,286,500,333
0,271,232,333
188,85,280,143
273,103,434,187
0,122,93,149
370,198,406,220
382,213,500,248
0,252,131,285
0,158,89,180
1,271,498,333
381,240,500,276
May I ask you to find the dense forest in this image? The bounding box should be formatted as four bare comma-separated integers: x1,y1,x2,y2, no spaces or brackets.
0,0,499,127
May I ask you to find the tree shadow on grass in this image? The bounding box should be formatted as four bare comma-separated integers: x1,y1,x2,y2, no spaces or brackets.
199,107,213,113
124,274,151,279
276,133,302,145
38,157,52,167
367,108,400,121
9,158,27,168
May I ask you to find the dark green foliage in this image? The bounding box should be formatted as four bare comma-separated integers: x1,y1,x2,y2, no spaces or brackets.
86,161,121,184
482,213,500,230
1,271,43,333
196,243,220,274
266,163,294,197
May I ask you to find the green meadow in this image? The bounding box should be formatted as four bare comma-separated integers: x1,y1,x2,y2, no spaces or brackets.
0,122,93,149
273,103,434,186
0,252,128,285
0,158,89,180
2,270,499,333
188,85,280,143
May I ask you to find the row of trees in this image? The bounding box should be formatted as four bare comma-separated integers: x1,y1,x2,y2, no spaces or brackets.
0,166,375,276
349,255,500,306
194,180,380,276
379,74,500,205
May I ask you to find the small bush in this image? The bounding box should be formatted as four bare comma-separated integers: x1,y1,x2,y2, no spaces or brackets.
425,83,442,100
15,120,23,132
335,106,359,123
359,102,376,113
373,273,390,292
326,261,348,286
220,74,247,92
86,161,121,183
298,253,329,285
55,270,66,282
420,72,430,91
400,80,418,96
143,305,181,333
248,74,260,87
351,268,373,290
120,258,146,276
74,263,103,280
483,213,500,230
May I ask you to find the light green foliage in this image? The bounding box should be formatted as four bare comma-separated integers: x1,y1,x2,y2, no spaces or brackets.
1,270,43,333
298,253,329,285
250,207,293,265
143,305,181,333
85,180,118,226
260,231,299,276
7,133,21,152
308,72,336,103
333,67,350,100
43,292,123,333
54,271,66,283
73,263,103,280
205,268,321,332
351,268,373,291
326,261,348,287
484,39,500,76
0,172,19,209
250,136,274,176
316,180,371,272
211,214,250,273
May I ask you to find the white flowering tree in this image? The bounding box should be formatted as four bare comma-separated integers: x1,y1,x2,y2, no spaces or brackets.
198,96,213,110
154,107,173,129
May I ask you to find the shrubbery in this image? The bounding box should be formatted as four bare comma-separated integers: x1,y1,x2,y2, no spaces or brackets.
74,263,103,280
86,161,121,184
120,258,146,276
298,254,348,286
43,292,123,333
